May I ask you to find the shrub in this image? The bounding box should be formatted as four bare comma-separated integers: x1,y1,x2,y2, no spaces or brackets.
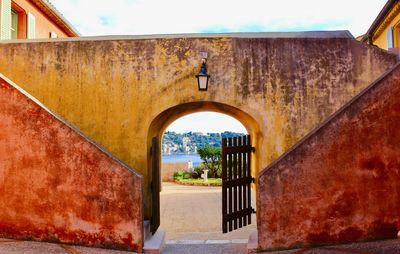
191,171,199,179
194,164,204,175
183,172,191,179
173,170,189,180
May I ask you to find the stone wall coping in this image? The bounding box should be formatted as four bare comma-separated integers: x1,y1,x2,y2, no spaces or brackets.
0,30,353,44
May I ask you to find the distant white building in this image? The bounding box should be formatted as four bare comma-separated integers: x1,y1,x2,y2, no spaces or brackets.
182,137,190,147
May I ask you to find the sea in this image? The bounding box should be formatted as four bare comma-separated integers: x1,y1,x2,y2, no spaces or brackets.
162,154,202,167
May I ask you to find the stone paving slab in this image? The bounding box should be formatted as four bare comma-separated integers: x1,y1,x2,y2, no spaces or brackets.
0,239,134,254
164,239,400,254
0,238,399,254
163,243,247,254
160,182,256,240
73,245,134,254
0,240,69,254
262,239,400,254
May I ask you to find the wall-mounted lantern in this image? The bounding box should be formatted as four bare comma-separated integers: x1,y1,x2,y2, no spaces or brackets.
195,57,210,91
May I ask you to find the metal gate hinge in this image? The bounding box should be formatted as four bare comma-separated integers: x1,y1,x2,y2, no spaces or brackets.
252,208,256,214
251,147,255,153
251,177,255,183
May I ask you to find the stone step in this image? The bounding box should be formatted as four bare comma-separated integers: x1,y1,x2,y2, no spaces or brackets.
143,220,151,241
143,228,166,254
247,229,258,254
162,243,247,254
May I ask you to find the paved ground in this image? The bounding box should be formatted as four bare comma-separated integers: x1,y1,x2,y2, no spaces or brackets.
163,243,247,254
160,182,256,240
7,239,396,254
163,239,400,254
1,235,400,253
264,239,400,254
0,239,132,254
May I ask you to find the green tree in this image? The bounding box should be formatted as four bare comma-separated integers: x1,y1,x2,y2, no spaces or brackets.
197,146,222,178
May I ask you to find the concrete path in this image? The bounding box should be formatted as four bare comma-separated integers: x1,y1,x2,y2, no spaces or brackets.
0,239,131,254
163,243,247,254
0,235,400,253
160,182,256,240
163,239,400,254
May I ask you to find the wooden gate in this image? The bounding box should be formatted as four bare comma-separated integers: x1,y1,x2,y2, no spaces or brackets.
222,135,255,233
151,136,161,234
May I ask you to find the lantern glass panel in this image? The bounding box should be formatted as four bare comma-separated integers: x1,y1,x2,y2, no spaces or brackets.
198,76,208,90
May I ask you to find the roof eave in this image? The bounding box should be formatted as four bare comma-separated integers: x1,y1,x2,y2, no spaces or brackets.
362,0,398,42
30,0,80,37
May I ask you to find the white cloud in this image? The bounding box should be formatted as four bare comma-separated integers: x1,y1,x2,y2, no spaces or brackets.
51,0,387,37
165,112,247,134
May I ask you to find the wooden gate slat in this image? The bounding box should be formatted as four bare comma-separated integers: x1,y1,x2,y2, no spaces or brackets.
228,137,233,232
247,135,252,224
222,138,228,233
243,135,248,227
233,137,238,230
238,136,243,228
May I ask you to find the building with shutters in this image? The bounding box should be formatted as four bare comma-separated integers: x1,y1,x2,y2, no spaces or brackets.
0,0,79,40
361,0,400,52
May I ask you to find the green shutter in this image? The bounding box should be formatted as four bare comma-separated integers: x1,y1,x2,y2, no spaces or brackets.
27,12,35,39
0,0,12,40
11,10,18,39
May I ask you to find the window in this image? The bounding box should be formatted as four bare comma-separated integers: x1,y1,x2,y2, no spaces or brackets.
50,32,58,38
27,12,35,39
11,1,27,39
11,10,18,39
387,27,394,49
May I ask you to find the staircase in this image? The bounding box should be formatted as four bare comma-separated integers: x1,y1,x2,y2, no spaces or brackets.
0,74,144,253
257,62,400,252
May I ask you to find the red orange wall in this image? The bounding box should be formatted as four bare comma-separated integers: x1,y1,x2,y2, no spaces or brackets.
0,75,143,252
13,0,69,38
257,63,400,251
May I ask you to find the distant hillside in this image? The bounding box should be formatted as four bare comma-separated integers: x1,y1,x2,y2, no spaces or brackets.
162,131,246,155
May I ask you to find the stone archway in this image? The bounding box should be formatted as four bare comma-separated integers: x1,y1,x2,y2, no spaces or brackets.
147,101,262,179
147,101,262,235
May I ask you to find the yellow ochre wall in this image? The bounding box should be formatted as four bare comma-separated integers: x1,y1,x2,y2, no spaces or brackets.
0,33,396,218
372,2,400,49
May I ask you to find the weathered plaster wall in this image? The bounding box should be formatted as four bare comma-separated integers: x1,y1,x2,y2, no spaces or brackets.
0,76,143,252
257,63,400,251
0,32,396,218
162,162,190,182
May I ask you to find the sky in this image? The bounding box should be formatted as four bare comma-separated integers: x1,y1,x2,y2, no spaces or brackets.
49,0,388,133
165,112,247,134
51,0,387,37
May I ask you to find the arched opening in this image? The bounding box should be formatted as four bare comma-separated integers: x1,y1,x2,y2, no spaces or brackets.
147,101,262,242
